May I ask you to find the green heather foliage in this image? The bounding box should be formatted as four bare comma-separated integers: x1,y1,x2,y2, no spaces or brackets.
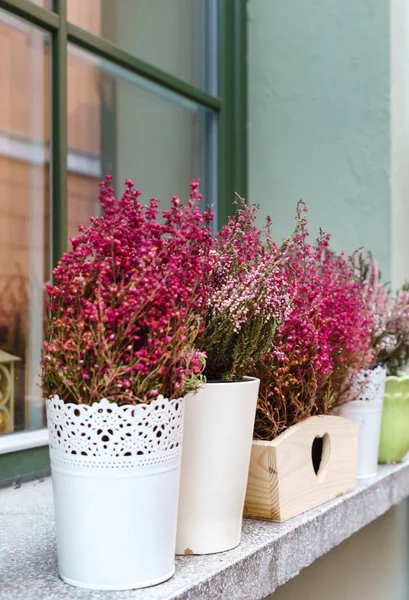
199,199,293,382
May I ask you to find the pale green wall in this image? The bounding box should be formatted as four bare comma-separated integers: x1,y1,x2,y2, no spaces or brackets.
249,0,391,281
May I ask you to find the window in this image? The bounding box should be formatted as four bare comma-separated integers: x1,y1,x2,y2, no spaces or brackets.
0,0,246,481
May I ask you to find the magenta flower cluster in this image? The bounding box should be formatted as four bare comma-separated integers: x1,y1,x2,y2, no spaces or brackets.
281,220,374,388
255,204,375,439
42,176,214,405
43,175,408,422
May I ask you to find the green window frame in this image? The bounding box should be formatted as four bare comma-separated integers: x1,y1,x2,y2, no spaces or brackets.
0,0,247,487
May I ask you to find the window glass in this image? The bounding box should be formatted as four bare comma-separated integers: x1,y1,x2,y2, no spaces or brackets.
30,0,50,7
67,0,217,93
67,45,217,237
0,12,50,434
0,5,218,442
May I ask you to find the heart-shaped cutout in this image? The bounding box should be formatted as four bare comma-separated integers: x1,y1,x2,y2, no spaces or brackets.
311,433,331,477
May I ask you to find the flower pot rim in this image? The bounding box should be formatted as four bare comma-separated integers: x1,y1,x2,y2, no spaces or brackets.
367,364,387,373
201,376,259,387
46,394,184,470
386,375,409,383
45,394,183,410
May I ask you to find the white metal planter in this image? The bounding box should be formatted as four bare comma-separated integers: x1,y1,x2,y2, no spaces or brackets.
46,395,184,590
176,377,259,555
335,365,386,479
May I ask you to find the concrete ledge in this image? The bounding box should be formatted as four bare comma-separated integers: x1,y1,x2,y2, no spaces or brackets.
1,462,409,600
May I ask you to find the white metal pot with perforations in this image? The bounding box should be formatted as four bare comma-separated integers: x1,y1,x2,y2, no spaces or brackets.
46,395,184,590
335,365,386,479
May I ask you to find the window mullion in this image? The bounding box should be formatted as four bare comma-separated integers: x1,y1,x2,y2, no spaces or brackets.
217,0,248,228
51,0,68,269
67,22,221,113
217,0,235,228
0,0,59,31
233,0,248,202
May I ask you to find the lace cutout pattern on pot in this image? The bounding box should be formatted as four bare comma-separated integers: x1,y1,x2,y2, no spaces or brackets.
46,395,184,469
346,364,387,403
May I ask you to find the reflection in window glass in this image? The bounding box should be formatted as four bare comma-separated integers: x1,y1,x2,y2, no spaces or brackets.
67,45,217,239
67,0,217,93
0,12,50,434
29,0,51,7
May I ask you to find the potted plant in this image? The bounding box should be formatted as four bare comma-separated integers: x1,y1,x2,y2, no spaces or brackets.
176,198,291,554
245,204,370,521
335,256,409,476
42,177,213,589
376,284,409,463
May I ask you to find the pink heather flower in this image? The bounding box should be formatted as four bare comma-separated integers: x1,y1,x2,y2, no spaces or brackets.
198,197,291,382
356,253,409,374
42,177,214,405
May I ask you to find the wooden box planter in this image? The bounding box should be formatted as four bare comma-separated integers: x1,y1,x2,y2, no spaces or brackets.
244,415,358,522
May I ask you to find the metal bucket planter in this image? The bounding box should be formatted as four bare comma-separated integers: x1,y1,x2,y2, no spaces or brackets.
46,395,184,590
336,365,386,479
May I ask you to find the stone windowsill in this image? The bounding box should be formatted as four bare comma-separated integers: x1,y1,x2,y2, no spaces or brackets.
1,461,409,600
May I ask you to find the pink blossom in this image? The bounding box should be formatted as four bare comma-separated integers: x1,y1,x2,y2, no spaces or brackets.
356,253,409,374
199,197,291,381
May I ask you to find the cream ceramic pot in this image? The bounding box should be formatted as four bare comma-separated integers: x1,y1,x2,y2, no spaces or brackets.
176,377,259,555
